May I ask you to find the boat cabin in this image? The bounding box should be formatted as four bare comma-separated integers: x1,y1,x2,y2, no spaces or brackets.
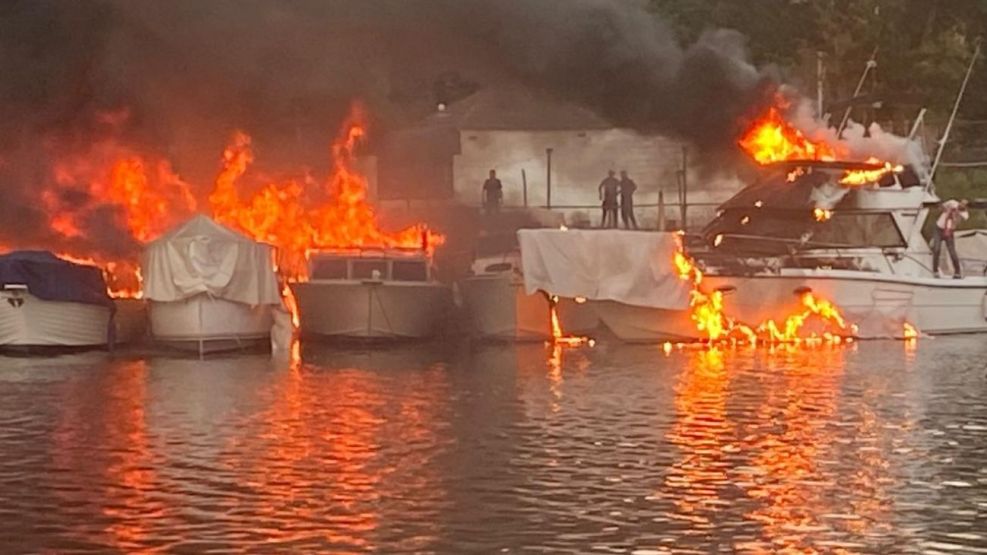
308,250,434,283
698,161,943,276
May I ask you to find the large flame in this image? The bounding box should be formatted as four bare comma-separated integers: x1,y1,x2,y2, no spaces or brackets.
738,104,902,187
209,105,444,280
6,104,442,300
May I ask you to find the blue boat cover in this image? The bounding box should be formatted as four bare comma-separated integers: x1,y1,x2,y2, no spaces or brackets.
0,251,114,308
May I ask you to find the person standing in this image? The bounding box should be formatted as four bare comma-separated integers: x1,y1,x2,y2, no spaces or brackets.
618,170,638,229
932,198,969,278
482,169,503,214
598,170,620,228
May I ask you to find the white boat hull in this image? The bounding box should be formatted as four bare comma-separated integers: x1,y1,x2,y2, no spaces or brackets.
0,291,111,348
149,294,273,352
597,272,987,342
292,281,451,340
460,275,597,340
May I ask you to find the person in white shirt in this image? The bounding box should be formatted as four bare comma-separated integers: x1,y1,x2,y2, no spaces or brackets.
931,198,969,278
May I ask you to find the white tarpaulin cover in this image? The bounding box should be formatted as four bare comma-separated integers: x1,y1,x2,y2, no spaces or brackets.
518,229,691,309
143,215,282,306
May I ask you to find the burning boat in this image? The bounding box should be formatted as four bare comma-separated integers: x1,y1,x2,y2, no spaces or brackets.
460,232,597,340
0,251,117,351
291,248,452,340
142,215,284,354
596,161,987,341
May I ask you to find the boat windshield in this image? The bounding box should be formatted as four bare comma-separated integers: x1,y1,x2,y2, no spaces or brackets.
704,209,906,255
392,260,429,281
309,256,430,282
311,258,348,280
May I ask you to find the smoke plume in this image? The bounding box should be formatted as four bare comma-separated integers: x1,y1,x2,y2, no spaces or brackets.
0,0,778,258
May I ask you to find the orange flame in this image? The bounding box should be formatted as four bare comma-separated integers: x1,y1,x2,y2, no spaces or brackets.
903,322,918,340
813,208,832,222
673,237,852,345
839,158,904,186
739,106,839,164
548,295,591,347
739,104,901,187
210,104,444,280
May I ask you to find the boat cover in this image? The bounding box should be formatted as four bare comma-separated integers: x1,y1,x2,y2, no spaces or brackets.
143,215,282,305
518,229,691,309
0,251,113,308
954,229,987,275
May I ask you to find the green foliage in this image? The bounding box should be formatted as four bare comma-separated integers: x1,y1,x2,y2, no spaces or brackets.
650,0,987,119
934,168,987,229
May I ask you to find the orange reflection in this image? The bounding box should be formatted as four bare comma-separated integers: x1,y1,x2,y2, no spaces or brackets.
232,350,451,551
52,360,161,551
663,348,733,527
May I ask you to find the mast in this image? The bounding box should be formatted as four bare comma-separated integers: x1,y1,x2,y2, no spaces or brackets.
836,47,879,138
927,39,982,190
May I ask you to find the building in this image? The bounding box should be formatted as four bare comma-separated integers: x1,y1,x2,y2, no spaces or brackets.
375,86,740,229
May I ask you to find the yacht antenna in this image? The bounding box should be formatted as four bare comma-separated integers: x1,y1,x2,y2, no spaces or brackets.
836,46,879,138
927,38,982,189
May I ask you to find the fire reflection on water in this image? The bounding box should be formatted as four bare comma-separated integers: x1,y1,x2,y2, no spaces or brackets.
660,344,901,552
663,348,734,529
226,352,452,552
52,360,163,552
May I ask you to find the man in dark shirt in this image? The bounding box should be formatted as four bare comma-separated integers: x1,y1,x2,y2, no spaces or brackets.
619,170,638,229
482,169,503,214
598,170,620,228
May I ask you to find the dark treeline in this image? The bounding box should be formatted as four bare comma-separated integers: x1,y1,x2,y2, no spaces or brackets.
652,0,987,128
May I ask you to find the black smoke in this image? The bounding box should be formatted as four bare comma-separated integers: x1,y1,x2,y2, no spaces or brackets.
0,0,778,251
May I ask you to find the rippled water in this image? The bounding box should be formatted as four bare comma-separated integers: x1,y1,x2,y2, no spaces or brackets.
1,337,986,553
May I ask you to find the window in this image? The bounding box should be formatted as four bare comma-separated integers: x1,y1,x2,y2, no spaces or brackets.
311,258,348,280
703,209,905,254
391,260,429,282
808,213,905,248
352,260,388,280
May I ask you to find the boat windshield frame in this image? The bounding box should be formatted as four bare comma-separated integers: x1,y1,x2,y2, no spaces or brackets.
307,251,433,283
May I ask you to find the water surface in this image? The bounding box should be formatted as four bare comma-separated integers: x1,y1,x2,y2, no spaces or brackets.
0,338,985,553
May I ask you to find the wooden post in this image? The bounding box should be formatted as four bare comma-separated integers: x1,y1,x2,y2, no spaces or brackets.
657,189,665,231
522,169,528,208
546,148,553,209
679,146,688,231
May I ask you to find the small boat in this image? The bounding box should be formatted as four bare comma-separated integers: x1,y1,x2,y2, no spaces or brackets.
595,162,987,340
142,215,283,354
460,232,597,340
0,251,115,351
291,249,452,340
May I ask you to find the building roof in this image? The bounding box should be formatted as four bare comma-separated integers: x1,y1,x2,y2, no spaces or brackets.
423,86,613,131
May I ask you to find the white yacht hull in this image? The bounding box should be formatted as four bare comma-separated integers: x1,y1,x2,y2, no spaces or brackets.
597,272,987,342
460,276,598,340
149,294,273,353
0,291,111,348
292,281,451,340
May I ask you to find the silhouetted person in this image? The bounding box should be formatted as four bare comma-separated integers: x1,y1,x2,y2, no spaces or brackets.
932,198,969,278
598,170,619,228
619,170,638,229
482,169,503,214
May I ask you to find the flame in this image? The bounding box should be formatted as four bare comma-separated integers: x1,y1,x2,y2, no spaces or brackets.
839,158,904,186
739,106,840,164
813,208,832,222
282,284,300,328
54,252,144,299
903,322,918,340
739,104,901,187
210,104,444,280
548,295,591,347
6,104,442,307
673,237,852,345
